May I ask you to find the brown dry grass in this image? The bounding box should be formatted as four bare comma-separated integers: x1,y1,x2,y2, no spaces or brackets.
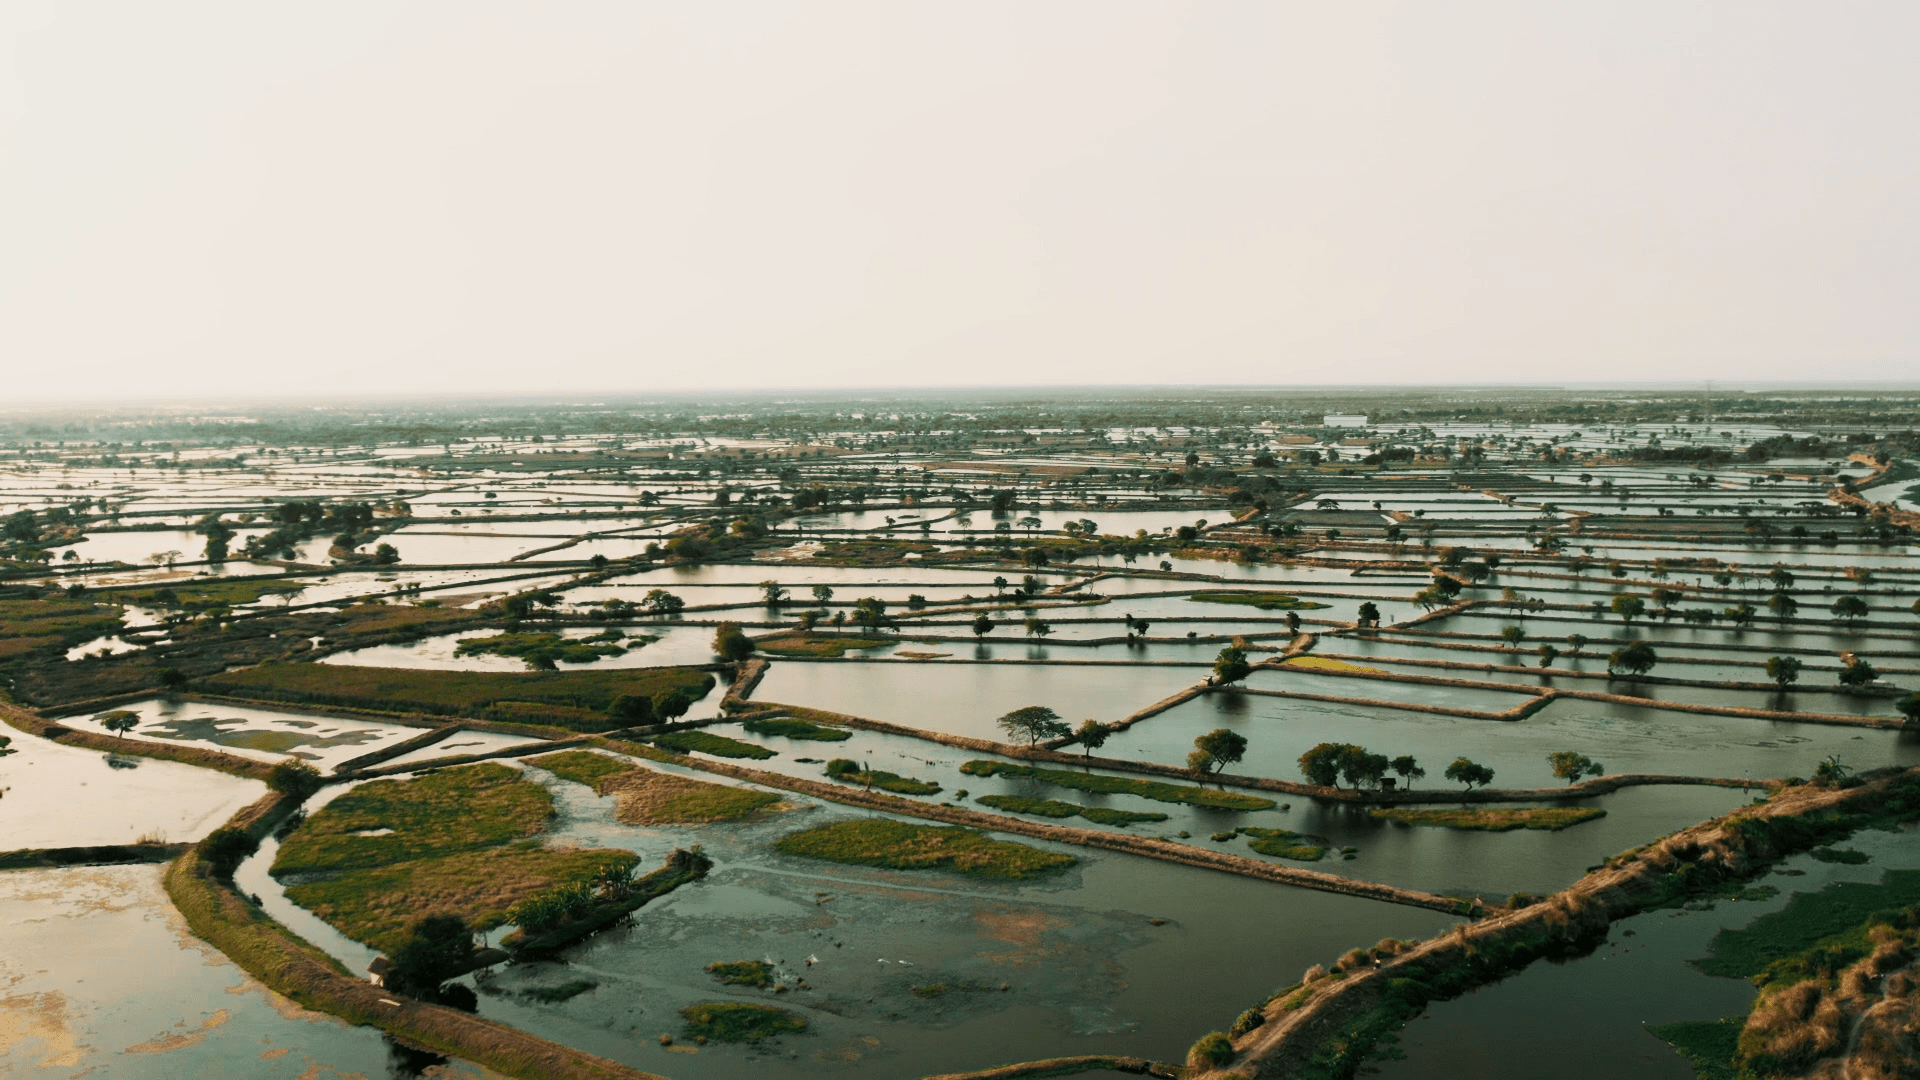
531,749,781,825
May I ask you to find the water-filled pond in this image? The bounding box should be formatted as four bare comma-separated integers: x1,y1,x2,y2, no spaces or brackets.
0,732,264,848
86,697,433,768
0,863,441,1077
1373,820,1920,1080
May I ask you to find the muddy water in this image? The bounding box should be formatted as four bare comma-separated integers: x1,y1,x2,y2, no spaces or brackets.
1373,821,1920,1080
0,863,472,1077
0,734,264,848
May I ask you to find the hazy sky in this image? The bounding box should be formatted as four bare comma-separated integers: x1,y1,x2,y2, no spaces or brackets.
4,2,1917,400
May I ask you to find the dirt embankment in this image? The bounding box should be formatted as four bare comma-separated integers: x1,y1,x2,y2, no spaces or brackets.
1194,768,1920,1080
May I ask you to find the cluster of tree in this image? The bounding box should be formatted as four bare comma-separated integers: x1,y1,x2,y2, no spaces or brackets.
1297,743,1425,789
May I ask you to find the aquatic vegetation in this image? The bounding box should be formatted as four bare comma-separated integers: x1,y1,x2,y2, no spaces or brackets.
774,819,1076,879
453,630,626,668
1187,591,1329,611
1238,827,1329,861
705,959,774,987
679,1001,807,1042
960,760,1276,811
824,758,941,794
1368,806,1608,832
976,793,1168,827
652,730,776,759
741,715,852,741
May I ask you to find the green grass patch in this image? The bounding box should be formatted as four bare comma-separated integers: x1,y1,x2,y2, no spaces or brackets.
0,598,124,654
774,819,1075,880
808,540,939,567
706,960,774,987
1077,806,1171,826
1187,591,1329,611
526,749,634,793
959,760,1275,811
653,730,776,759
1808,846,1870,864
519,979,598,1003
285,842,633,953
822,759,940,795
454,631,626,667
742,716,852,741
976,793,1168,827
977,794,1080,818
1369,806,1607,832
272,763,550,874
1694,869,1920,980
1238,827,1329,861
755,633,895,657
1646,1018,1743,1080
680,1001,807,1043
205,663,715,732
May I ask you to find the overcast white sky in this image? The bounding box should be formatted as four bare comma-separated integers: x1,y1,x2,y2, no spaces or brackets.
3,2,1917,401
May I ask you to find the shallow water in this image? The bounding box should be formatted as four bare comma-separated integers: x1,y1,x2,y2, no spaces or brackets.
0,733,264,848
752,660,1202,741
97,697,433,767
423,758,1462,1077
0,863,464,1078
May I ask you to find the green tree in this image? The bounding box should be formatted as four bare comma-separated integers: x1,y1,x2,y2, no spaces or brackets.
1188,728,1248,778
1724,603,1756,627
607,694,655,724
1499,625,1525,649
1546,751,1603,785
1390,755,1425,789
1536,643,1560,669
267,759,324,799
1610,594,1646,624
996,705,1069,746
1830,594,1870,625
712,622,754,663
853,597,892,633
1298,742,1362,788
1837,656,1879,689
1768,566,1795,589
1212,646,1252,685
156,667,187,691
1609,640,1658,678
1073,719,1112,760
1895,692,1920,725
1813,756,1850,788
1340,749,1390,789
1767,592,1799,619
1023,616,1052,639
386,914,476,1003
1356,601,1381,628
811,585,833,604
1443,757,1495,791
759,581,789,607
1766,655,1802,687
95,710,138,738
972,613,994,639
643,589,685,615
1564,633,1589,656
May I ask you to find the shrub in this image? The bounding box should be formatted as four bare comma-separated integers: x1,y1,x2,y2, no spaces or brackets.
267,759,324,799
199,827,258,879
1187,1031,1235,1069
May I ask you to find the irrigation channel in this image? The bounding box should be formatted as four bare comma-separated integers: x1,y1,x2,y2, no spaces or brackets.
2,412,1918,1078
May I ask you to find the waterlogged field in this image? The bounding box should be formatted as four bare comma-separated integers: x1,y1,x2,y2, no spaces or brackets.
3,396,1919,1078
